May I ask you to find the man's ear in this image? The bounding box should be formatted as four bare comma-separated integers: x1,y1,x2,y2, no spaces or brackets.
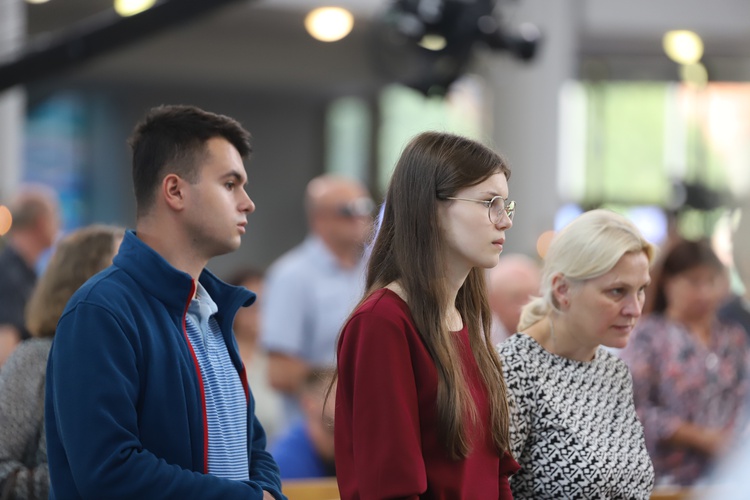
162,174,186,211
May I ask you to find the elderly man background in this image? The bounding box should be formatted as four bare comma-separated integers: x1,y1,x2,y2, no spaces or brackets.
487,253,541,345
0,185,60,367
261,174,373,430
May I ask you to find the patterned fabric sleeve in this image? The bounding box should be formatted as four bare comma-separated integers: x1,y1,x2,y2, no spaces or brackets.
621,322,682,449
0,340,50,500
498,342,533,462
724,322,750,432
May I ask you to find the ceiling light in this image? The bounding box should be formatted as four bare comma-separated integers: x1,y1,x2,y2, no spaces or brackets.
680,62,708,88
114,0,157,17
25,0,52,4
305,7,354,42
418,34,447,51
663,30,704,65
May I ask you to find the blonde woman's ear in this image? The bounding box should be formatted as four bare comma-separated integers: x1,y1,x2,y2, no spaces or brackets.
550,273,570,311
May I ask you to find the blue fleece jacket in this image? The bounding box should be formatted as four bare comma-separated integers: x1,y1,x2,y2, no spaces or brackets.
45,231,285,499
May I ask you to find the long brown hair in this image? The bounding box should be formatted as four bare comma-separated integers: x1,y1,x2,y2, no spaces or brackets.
357,131,512,459
25,225,124,338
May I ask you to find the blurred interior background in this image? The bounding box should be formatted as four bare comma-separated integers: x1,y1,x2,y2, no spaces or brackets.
1,0,748,290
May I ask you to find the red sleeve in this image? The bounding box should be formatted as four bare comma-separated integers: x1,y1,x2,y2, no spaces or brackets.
335,307,425,500
499,452,521,500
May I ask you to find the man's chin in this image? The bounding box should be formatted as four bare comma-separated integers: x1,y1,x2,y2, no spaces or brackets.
210,240,242,258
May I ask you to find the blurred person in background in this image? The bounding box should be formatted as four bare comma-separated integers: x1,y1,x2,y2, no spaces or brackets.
270,370,336,480
718,208,750,337
261,174,373,429
498,209,656,499
487,253,541,344
699,203,750,499
622,238,749,487
227,267,283,443
0,224,123,500
334,132,519,499
0,185,60,367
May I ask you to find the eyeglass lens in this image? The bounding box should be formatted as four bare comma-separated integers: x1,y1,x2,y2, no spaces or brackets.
337,197,375,218
489,197,515,223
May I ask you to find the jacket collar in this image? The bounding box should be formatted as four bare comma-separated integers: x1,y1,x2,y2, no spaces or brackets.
113,231,255,327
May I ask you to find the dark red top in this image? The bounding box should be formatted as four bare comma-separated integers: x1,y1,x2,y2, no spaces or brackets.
335,289,519,499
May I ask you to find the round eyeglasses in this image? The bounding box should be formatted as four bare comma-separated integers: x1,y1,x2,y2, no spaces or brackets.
443,195,516,224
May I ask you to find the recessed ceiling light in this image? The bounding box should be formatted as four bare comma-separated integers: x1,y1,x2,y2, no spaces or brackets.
114,0,157,17
418,34,447,51
663,30,704,65
680,62,708,87
304,7,354,42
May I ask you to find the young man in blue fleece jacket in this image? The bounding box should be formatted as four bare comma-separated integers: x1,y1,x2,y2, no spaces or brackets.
45,105,285,500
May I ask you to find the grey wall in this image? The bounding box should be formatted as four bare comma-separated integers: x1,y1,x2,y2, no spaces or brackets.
54,83,331,278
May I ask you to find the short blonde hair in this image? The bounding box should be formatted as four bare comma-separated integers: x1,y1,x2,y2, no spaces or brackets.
519,209,656,331
25,225,124,338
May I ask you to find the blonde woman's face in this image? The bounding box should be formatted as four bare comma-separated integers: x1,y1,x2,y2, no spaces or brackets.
564,251,651,350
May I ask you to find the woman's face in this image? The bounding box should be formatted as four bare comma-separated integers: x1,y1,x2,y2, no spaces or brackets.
438,172,512,276
561,251,651,350
663,264,724,322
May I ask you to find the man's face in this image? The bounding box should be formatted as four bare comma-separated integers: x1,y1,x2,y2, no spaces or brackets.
38,199,61,250
493,279,539,333
313,184,373,252
182,137,255,259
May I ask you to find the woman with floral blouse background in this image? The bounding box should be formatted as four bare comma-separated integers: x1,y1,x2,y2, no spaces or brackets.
622,238,749,487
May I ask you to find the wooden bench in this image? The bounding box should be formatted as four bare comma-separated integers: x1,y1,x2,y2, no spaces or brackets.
281,480,699,500
282,477,340,500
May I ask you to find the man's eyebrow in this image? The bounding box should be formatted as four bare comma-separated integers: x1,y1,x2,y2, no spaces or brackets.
223,170,247,184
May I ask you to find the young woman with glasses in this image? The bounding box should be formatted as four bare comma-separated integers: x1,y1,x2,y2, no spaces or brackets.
332,131,520,499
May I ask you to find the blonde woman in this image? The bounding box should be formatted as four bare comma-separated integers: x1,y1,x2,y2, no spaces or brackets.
497,209,656,499
0,224,123,500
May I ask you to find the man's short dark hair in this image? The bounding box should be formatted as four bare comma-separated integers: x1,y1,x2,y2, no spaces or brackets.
129,104,252,216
